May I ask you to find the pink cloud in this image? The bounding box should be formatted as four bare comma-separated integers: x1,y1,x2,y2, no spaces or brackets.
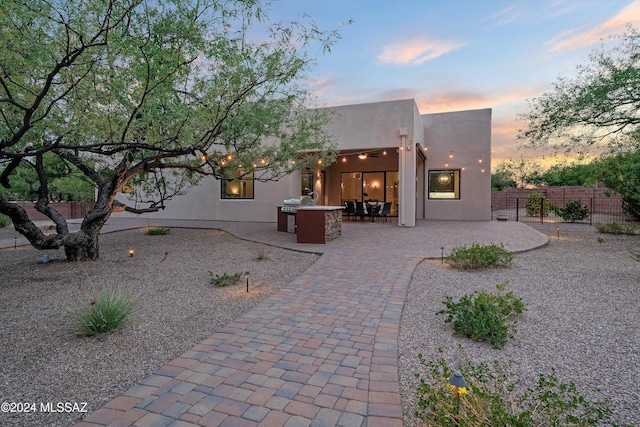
549,0,640,52
376,38,466,65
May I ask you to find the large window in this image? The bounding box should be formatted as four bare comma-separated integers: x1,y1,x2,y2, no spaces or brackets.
429,170,460,199
221,171,254,199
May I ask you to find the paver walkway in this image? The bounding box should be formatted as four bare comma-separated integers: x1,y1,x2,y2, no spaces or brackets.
10,217,546,427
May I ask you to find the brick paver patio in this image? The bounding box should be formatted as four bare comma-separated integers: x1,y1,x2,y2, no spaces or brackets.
47,217,547,427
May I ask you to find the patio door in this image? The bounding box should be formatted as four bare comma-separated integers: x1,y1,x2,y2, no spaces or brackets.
341,171,398,215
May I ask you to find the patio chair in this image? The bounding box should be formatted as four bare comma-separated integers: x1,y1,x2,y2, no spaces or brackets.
355,201,366,221
344,201,356,221
379,202,391,222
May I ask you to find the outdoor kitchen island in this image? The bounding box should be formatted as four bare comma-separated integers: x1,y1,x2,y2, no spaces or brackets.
277,205,343,244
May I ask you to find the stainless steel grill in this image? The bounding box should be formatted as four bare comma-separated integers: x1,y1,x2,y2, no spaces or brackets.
280,196,313,213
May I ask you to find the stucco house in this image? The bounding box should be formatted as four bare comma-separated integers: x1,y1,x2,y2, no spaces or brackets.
115,99,491,226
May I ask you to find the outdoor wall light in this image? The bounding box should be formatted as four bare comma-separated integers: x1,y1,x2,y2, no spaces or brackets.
245,271,250,292
129,249,134,257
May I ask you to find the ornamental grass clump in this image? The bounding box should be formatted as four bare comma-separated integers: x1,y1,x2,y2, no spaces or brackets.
71,286,136,336
437,281,526,349
146,226,171,235
446,243,513,270
208,271,242,287
595,222,638,235
414,349,615,427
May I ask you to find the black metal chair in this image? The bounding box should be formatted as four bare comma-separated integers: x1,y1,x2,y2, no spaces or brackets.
344,201,356,221
379,202,391,222
355,201,366,221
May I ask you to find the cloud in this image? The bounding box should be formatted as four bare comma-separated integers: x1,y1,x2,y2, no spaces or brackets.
549,0,640,52
376,38,466,65
486,4,523,28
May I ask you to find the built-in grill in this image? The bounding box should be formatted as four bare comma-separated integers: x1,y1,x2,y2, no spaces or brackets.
280,195,313,213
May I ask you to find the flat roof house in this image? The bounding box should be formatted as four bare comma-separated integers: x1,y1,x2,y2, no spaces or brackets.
115,99,491,226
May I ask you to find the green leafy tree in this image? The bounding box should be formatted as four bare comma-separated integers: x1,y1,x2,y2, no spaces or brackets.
495,157,544,189
519,26,640,220
0,153,95,202
518,26,640,153
593,150,640,220
542,162,598,187
0,0,341,260
491,166,516,191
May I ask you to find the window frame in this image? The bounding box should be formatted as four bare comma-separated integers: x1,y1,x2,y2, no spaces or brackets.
428,169,460,200
220,171,255,199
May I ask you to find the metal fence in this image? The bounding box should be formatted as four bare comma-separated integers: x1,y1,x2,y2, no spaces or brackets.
491,194,636,225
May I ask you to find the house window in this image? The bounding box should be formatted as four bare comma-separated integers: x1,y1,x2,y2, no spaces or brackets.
429,170,460,199
301,169,314,196
221,171,254,199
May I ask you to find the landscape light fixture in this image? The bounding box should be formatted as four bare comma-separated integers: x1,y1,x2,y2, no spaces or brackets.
14,236,17,249
245,271,250,292
556,226,560,238
129,249,134,257
449,371,467,388
440,246,445,263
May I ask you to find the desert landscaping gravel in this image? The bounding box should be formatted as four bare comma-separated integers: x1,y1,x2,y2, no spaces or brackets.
0,222,638,426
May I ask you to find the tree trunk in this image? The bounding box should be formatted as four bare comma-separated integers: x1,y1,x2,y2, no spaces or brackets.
62,230,100,261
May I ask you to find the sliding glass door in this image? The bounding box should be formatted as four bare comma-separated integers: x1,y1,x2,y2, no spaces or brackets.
341,171,398,215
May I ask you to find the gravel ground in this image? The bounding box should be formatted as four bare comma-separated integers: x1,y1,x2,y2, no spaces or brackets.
0,226,319,427
399,223,639,427
0,222,638,427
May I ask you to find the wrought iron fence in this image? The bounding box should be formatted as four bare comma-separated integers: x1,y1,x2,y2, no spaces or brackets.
491,195,636,225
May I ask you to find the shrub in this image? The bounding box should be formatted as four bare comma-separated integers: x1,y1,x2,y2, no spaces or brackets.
436,281,526,349
595,222,638,235
209,271,242,287
524,192,552,217
70,286,136,336
146,226,171,235
446,243,513,270
414,349,614,426
551,199,590,223
0,214,10,228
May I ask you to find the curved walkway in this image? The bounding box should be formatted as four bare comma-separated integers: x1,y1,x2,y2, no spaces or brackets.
57,217,547,427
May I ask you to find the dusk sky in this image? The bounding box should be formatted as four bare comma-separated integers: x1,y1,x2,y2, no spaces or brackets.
267,0,640,170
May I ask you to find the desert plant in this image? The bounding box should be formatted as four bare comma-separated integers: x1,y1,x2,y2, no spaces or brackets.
208,272,242,287
414,349,614,426
524,192,552,217
0,214,10,228
595,222,638,235
146,227,171,235
551,199,590,223
437,281,526,349
70,286,137,336
446,243,513,270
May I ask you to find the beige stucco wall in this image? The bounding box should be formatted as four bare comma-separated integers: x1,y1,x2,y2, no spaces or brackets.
114,99,492,224
422,108,492,220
